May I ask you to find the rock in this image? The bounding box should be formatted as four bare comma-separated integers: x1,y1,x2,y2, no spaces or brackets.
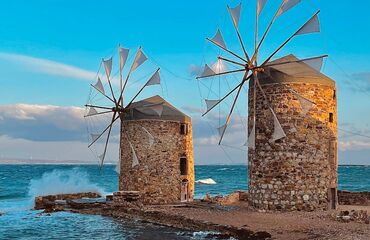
303,195,310,201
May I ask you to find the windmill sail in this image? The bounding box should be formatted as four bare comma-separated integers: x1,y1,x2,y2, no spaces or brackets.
199,64,216,78
277,0,301,17
210,29,227,49
270,108,286,142
86,107,98,117
257,0,268,16
296,94,314,115
248,121,256,149
295,14,320,35
228,3,241,29
119,47,130,71
90,134,100,143
93,77,105,94
145,70,161,86
130,47,148,73
103,57,113,80
212,59,227,74
129,141,139,167
304,57,324,72
205,99,220,112
142,127,155,147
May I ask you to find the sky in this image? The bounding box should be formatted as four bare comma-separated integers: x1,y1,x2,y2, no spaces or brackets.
0,0,370,165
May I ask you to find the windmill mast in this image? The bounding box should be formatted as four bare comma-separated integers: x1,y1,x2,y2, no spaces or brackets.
119,44,123,107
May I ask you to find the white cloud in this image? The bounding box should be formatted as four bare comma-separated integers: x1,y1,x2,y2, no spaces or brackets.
339,140,370,151
0,52,96,80
0,104,117,142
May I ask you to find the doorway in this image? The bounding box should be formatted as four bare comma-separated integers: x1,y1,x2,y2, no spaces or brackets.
181,180,188,202
329,188,337,210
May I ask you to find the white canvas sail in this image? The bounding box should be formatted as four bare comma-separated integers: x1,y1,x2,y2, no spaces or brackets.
119,47,130,71
115,156,121,174
212,59,227,74
270,108,286,142
277,0,301,17
228,3,241,29
304,57,324,72
130,47,148,73
86,107,98,117
257,0,268,16
296,94,314,115
103,57,113,80
205,99,220,112
145,70,161,86
248,121,256,149
210,29,227,49
129,141,139,167
90,134,100,143
142,127,155,147
295,14,320,35
93,77,105,94
199,64,216,78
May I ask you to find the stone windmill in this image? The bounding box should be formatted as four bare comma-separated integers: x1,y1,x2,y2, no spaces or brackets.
85,45,195,204
85,45,162,168
197,0,337,211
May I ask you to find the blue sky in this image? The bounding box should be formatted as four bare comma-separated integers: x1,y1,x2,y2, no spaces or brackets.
0,0,369,164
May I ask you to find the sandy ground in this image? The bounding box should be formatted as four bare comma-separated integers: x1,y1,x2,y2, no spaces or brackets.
145,203,370,240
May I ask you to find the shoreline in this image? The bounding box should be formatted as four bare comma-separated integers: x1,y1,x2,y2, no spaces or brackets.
71,201,369,240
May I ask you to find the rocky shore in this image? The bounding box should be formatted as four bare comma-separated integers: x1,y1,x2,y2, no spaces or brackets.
34,191,370,240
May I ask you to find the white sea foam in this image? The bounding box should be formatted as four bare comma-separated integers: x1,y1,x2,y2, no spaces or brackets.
195,178,217,185
27,168,106,198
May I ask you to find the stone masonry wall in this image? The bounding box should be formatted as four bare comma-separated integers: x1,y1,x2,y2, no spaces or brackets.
248,82,337,211
119,119,194,205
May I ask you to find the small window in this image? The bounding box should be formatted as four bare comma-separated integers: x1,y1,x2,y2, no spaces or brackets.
180,123,188,135
180,157,188,175
333,90,336,100
329,113,334,123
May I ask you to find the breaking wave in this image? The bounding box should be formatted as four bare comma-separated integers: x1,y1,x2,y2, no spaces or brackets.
27,168,106,198
195,178,217,185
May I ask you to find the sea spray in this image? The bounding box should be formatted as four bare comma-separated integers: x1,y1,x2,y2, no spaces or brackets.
27,168,107,199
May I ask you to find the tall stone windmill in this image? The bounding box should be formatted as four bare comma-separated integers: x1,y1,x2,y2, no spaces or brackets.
197,0,337,211
85,46,195,204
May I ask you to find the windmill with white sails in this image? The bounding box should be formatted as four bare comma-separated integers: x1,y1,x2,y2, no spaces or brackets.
197,0,325,147
85,45,161,169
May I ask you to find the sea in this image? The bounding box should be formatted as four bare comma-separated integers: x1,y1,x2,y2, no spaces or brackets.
0,164,369,239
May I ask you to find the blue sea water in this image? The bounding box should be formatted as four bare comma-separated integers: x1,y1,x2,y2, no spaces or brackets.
0,164,369,239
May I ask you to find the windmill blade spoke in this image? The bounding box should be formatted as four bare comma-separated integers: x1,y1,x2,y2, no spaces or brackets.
207,36,247,63
196,69,245,80
251,0,286,63
227,4,251,62
261,11,321,67
218,57,245,67
202,73,252,116
84,110,113,118
218,78,246,145
88,114,119,148
102,57,117,103
85,104,112,111
99,112,117,167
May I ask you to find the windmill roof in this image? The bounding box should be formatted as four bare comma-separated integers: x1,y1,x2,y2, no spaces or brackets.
123,95,191,122
250,54,335,87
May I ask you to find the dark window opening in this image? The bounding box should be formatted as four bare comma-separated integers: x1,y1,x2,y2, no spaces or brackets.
180,123,188,135
180,157,188,175
333,90,336,100
329,113,334,123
